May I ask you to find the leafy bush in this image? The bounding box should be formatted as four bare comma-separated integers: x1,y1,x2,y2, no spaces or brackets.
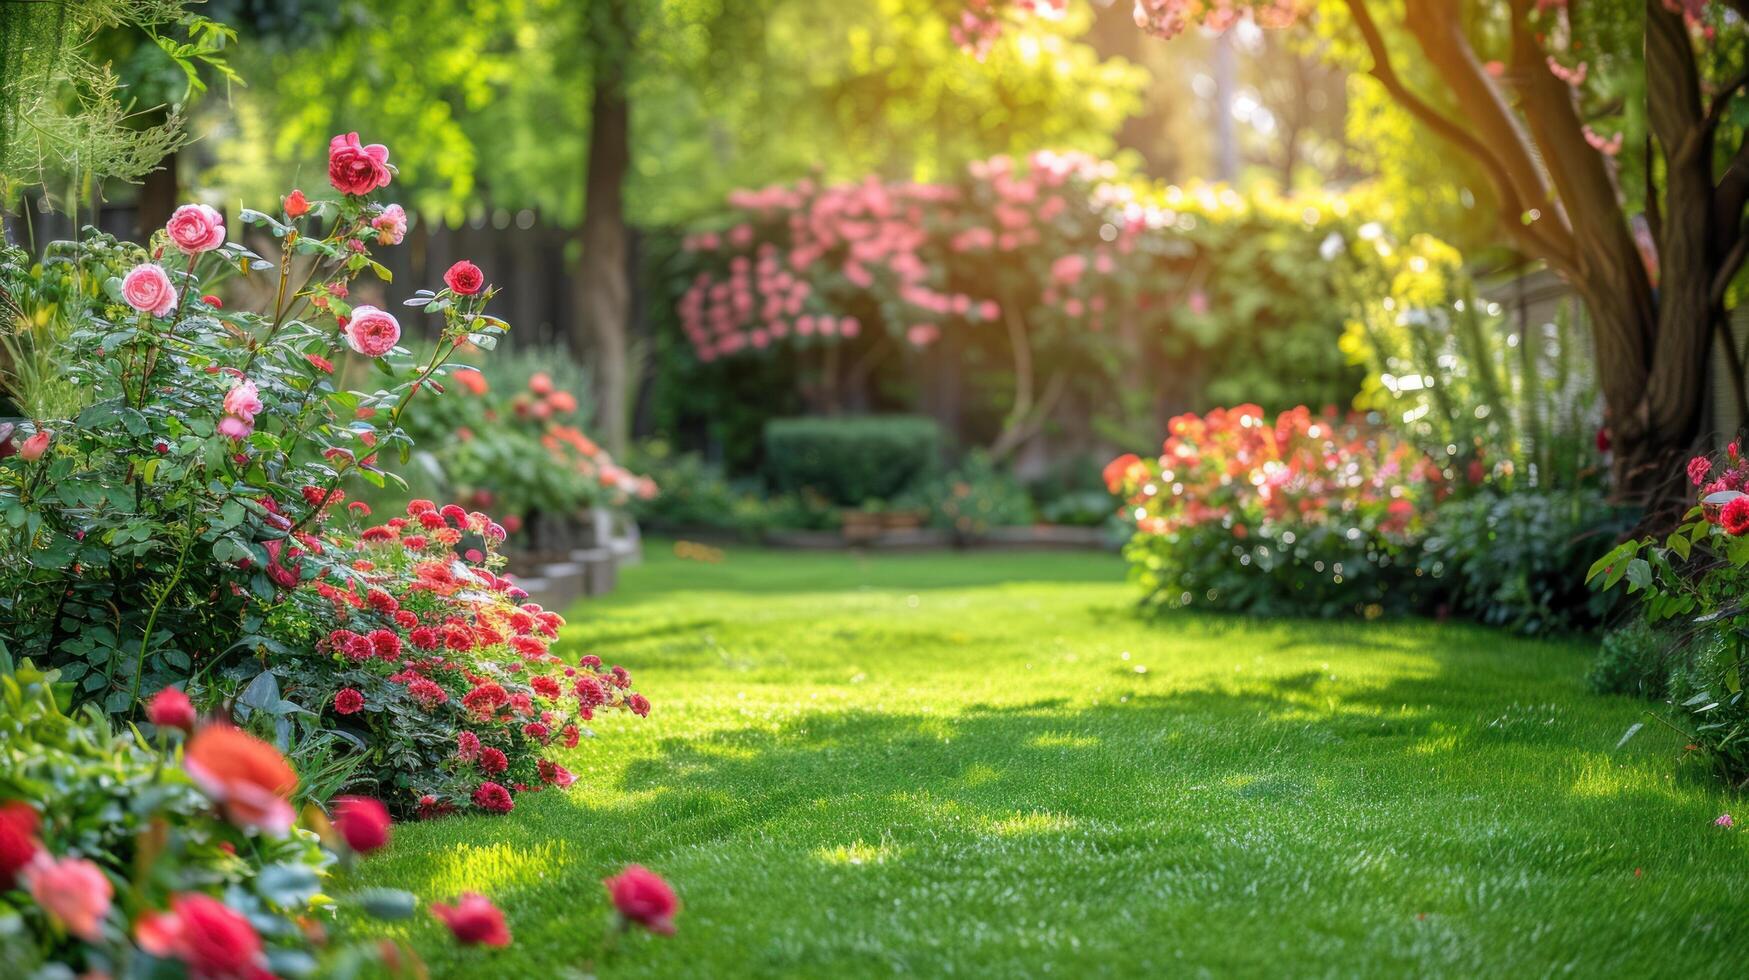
1588,621,1670,699
626,440,747,533
1419,488,1633,635
1590,444,1749,785
0,661,413,977
1107,405,1445,617
763,415,940,506
904,451,1033,539
402,353,655,542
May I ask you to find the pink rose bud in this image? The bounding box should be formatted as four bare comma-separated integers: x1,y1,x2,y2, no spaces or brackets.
18,429,50,461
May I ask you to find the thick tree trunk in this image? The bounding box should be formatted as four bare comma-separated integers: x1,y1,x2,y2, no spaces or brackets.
573,9,632,457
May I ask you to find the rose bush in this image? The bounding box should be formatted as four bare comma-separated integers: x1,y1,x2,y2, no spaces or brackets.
1106,404,1447,617
0,661,421,978
1589,443,1749,786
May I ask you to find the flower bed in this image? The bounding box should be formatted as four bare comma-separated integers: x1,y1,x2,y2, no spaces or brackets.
1106,404,1446,617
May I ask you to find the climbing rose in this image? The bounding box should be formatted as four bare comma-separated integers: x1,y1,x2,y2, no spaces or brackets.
334,687,365,714
604,865,679,935
328,132,393,195
147,687,197,731
0,801,40,886
25,855,113,941
333,796,392,853
137,893,265,978
122,263,178,316
184,725,299,835
444,260,484,295
1723,496,1749,537
431,892,511,946
345,305,402,357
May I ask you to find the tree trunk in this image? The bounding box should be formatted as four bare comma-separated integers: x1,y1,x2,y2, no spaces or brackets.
573,8,632,457
136,150,179,244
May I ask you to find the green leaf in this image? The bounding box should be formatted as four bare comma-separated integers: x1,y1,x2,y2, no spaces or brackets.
355,888,419,921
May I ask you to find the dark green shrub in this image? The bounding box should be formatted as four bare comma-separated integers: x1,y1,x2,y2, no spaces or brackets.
903,451,1033,540
763,415,941,506
1587,622,1670,699
628,440,746,532
1419,488,1635,635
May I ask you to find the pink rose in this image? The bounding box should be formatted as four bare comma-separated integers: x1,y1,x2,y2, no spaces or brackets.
223,379,262,422
122,264,177,317
166,204,226,254
345,306,401,357
25,855,113,941
327,133,393,196
19,429,50,461
373,204,407,245
218,416,254,441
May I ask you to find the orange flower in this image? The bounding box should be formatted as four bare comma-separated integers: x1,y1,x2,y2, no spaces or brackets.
184,725,298,835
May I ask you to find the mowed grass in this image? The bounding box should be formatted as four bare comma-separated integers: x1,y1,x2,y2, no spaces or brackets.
348,543,1747,977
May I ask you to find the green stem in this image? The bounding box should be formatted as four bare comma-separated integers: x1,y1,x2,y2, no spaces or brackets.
130,507,197,706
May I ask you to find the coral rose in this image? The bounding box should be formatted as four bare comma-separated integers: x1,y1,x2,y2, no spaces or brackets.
18,429,50,461
285,189,310,217
332,796,392,854
147,686,197,731
604,865,679,935
431,892,511,946
25,855,113,941
166,203,226,254
443,260,484,295
328,132,393,195
122,263,178,316
184,725,298,835
344,305,401,358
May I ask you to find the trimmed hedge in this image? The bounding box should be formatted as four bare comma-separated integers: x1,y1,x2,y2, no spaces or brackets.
763,415,941,505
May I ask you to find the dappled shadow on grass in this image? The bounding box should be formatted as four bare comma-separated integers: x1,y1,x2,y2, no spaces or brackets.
366,675,1748,977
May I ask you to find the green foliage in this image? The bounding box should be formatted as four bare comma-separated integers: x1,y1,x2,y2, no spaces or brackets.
0,662,347,977
1419,488,1633,636
0,0,233,200
763,415,942,506
1588,621,1671,700
1338,231,1603,490
626,440,749,534
904,450,1033,539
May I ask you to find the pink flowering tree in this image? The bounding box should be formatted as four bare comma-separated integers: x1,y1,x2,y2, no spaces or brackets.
677,150,1371,455
963,0,1749,507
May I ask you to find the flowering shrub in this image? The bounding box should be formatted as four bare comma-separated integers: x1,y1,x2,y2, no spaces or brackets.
674,151,1373,452
1589,444,1749,786
252,497,649,815
0,662,419,978
403,358,656,546
1106,404,1446,617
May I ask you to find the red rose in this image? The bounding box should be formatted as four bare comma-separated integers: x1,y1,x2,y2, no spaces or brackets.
147,687,197,731
137,892,265,977
334,688,365,714
431,892,511,946
1722,496,1749,536
604,865,679,935
327,133,393,196
0,801,41,886
332,795,392,854
472,781,514,814
444,260,485,295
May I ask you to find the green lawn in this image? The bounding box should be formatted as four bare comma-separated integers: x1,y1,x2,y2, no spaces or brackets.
350,543,1747,977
